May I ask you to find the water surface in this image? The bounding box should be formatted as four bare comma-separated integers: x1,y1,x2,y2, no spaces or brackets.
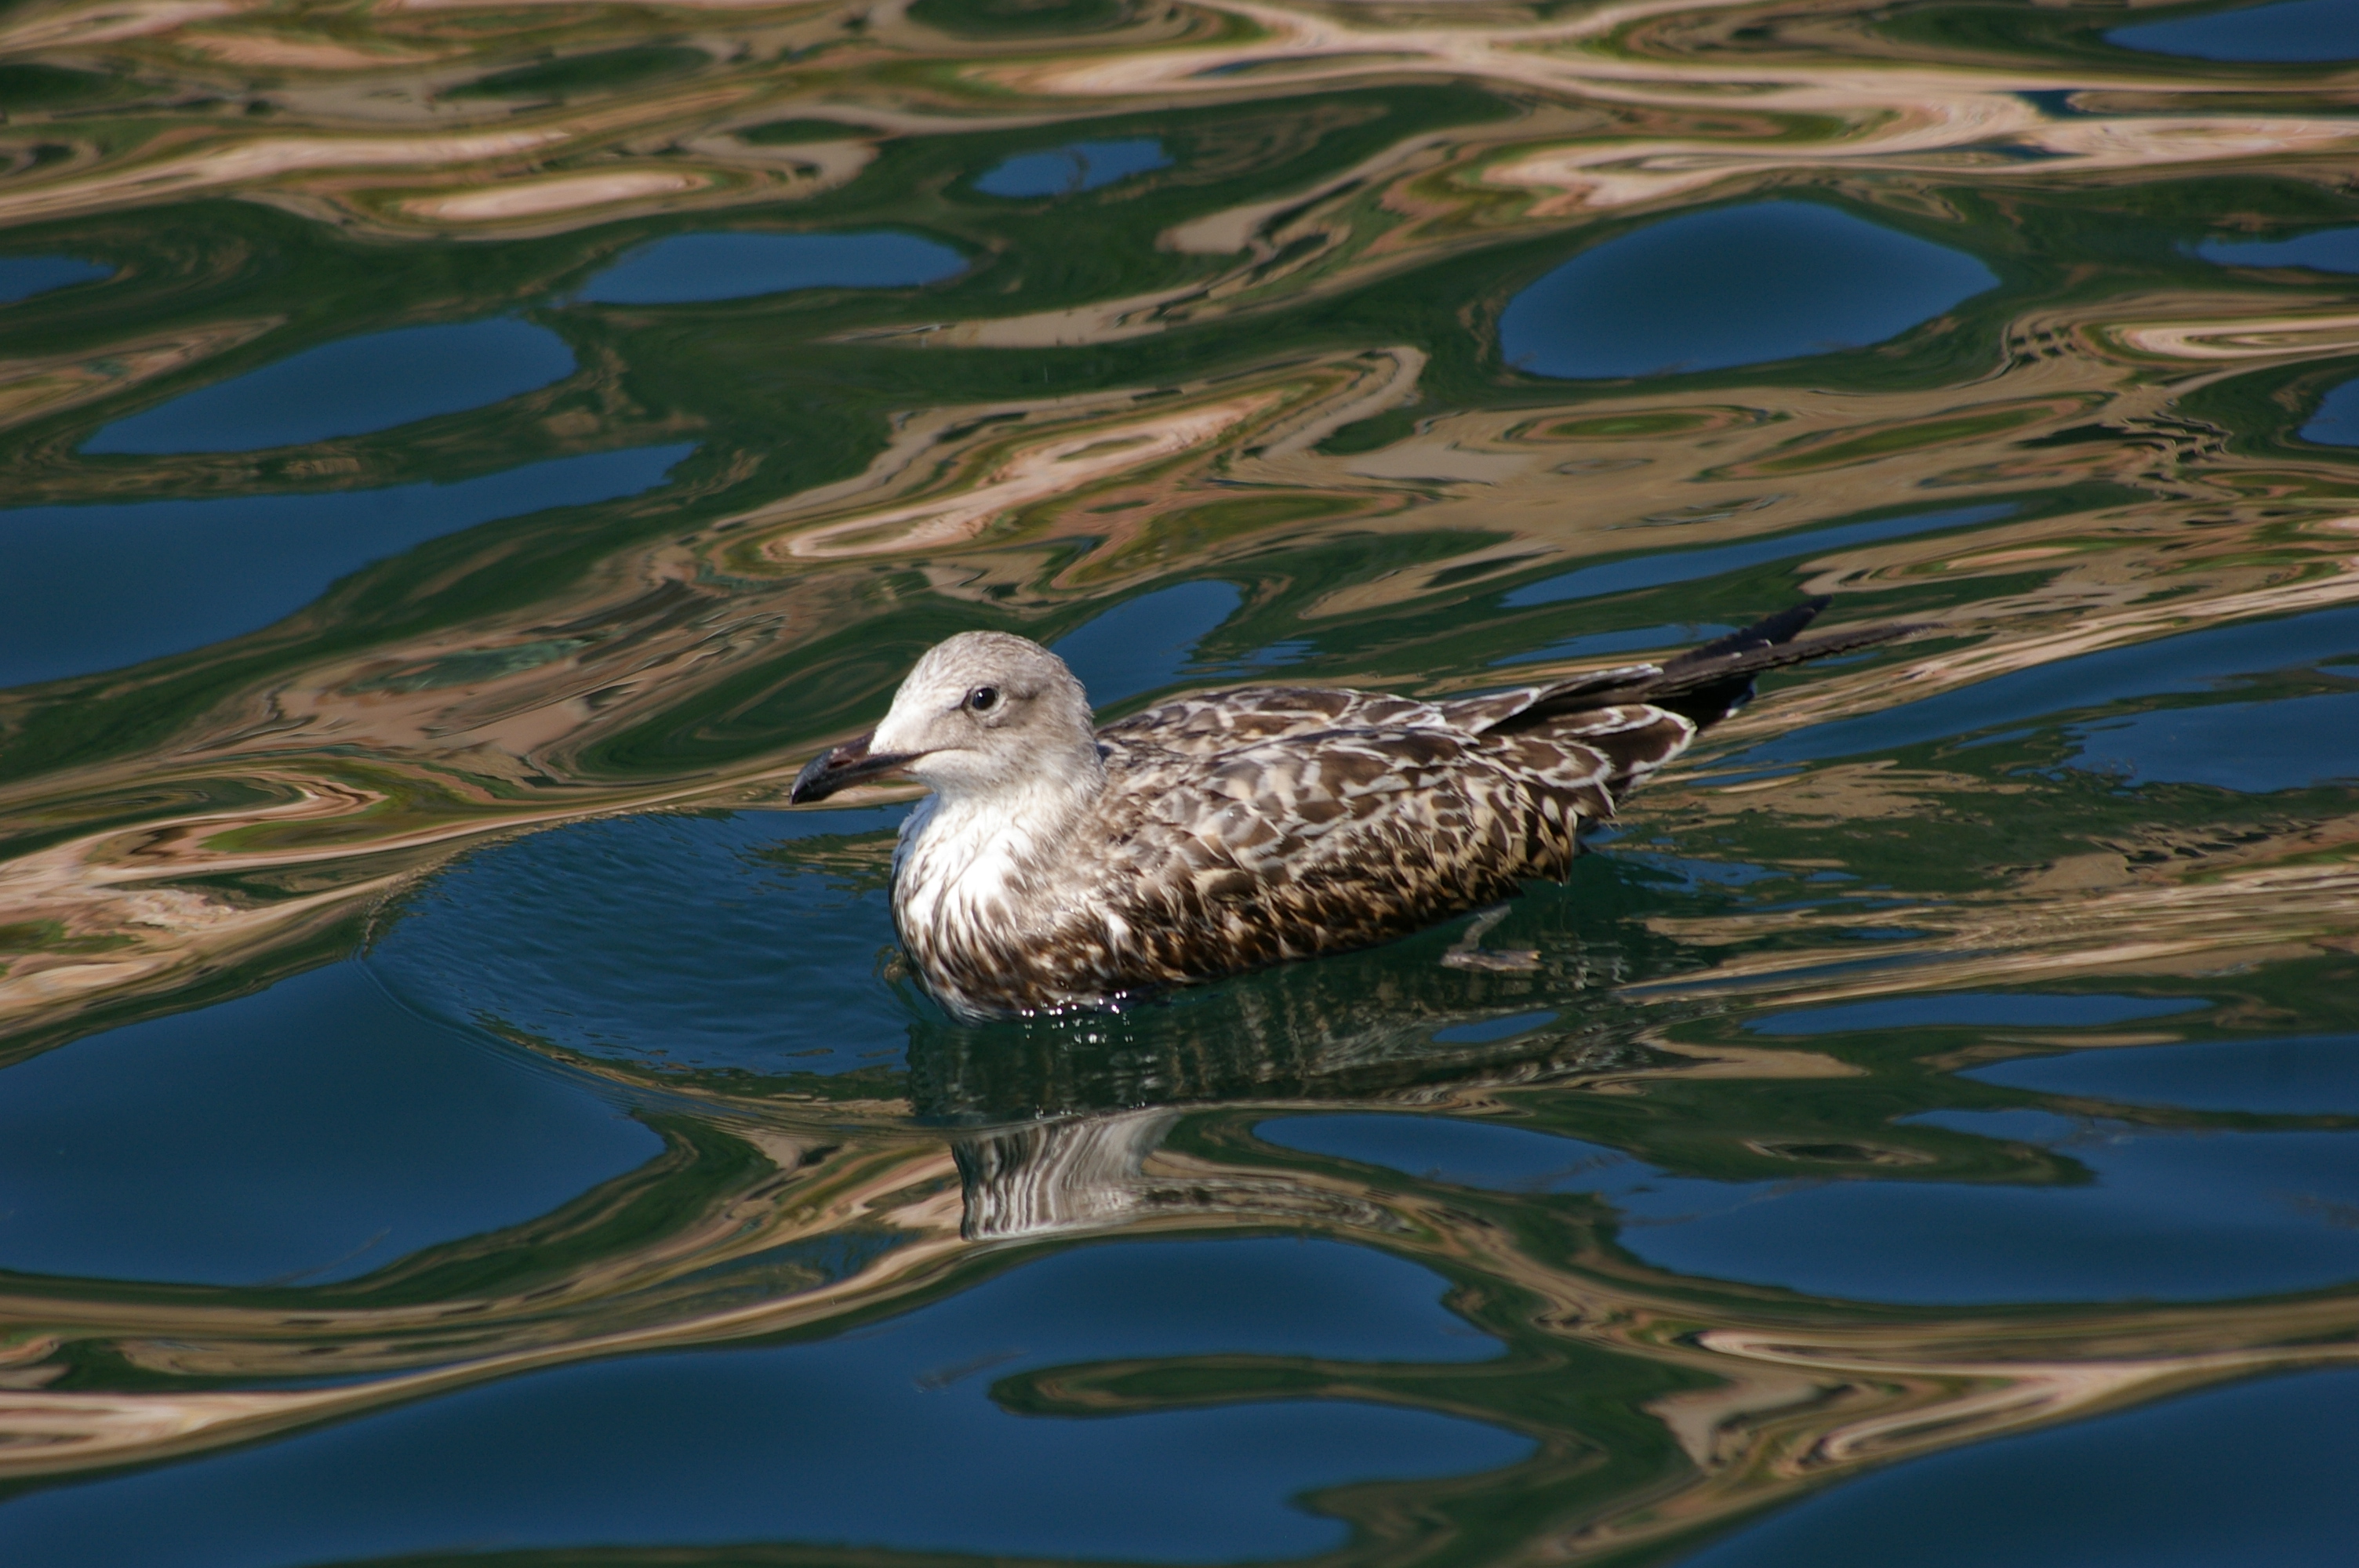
578,231,967,303
2198,227,2359,273
0,964,658,1287
1499,202,1997,379
7,4,2359,1566
0,256,110,304
976,137,1172,197
0,1240,1526,1567
0,444,690,684
2109,0,2359,61
1968,1033,2359,1114
82,319,576,454
2303,376,2359,446
1683,1367,2359,1568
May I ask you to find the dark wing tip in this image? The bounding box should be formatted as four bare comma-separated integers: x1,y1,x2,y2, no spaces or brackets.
1664,596,1832,670
1503,602,1934,734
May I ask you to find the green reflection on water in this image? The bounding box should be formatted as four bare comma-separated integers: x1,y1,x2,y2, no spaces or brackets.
5,0,2359,1563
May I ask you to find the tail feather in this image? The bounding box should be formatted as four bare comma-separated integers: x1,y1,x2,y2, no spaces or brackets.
1664,595,1832,670
1501,598,1926,732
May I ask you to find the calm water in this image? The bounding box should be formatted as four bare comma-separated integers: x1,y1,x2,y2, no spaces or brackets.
4,2,2359,1565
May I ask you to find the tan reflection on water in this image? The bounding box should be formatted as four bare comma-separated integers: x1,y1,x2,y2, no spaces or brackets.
6,0,2359,1557
1,0,2352,239
6,1090,2359,1563
10,322,2349,1031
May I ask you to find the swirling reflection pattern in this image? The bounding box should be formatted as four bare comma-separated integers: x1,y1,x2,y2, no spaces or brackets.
5,1,2359,1564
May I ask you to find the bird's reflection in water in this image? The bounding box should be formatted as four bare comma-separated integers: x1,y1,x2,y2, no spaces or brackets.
905,847,1703,1123
908,893,1677,1241
911,958,1650,1120
951,1109,1181,1241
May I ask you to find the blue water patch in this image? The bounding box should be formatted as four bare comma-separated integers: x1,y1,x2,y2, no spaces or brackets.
2198,226,2359,272
1654,1107,2359,1302
976,137,1172,197
1966,1033,2359,1114
0,964,659,1288
0,443,689,688
1051,579,1243,706
0,1237,1526,1566
1263,1114,1646,1193
2109,0,2359,62
1749,992,2205,1035
1433,1010,1559,1046
84,318,575,454
1219,635,1318,673
577,230,967,303
1499,201,1998,379
1503,503,2015,608
2067,690,2359,792
0,254,111,304
1262,1109,2359,1303
1620,849,1786,888
1681,1366,2359,1568
367,807,911,1078
1742,601,2359,765
2302,376,2359,445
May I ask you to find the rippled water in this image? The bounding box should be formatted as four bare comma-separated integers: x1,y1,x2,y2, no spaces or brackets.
4,1,2359,1563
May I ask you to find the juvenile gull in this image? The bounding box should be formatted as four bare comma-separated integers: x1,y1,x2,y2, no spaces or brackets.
791,598,1915,1018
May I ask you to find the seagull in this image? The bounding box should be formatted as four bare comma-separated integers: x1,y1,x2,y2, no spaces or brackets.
791,597,1915,1018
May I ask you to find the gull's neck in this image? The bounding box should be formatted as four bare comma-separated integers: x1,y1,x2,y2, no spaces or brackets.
896,741,1106,924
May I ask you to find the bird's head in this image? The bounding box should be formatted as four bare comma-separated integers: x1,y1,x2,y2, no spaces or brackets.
789,631,1101,806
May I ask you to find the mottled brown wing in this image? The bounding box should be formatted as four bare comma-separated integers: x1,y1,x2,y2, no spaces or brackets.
1102,664,1681,760
1103,686,1460,758
1093,725,1622,977
1522,703,1699,797
1432,663,1663,734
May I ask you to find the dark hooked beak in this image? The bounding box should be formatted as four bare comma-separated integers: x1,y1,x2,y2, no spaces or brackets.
789,731,918,804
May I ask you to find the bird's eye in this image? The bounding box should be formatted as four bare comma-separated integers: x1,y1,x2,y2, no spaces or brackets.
967,686,999,713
